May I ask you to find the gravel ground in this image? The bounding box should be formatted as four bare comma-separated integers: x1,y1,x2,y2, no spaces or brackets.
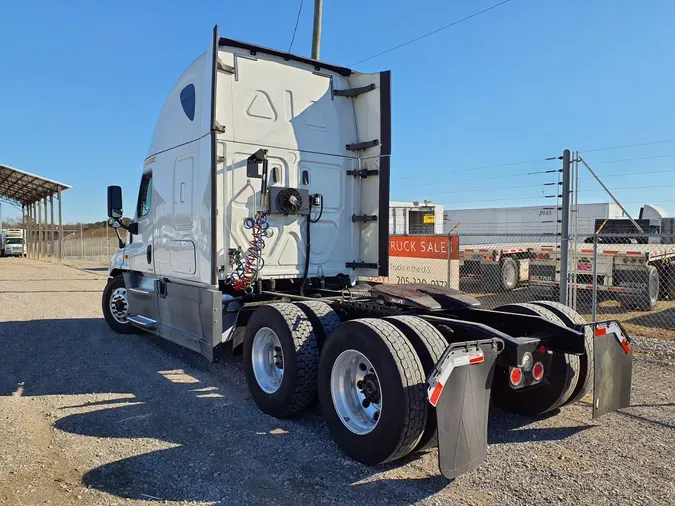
0,258,674,506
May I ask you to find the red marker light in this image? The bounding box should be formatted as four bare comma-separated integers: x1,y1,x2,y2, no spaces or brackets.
532,362,544,382
509,367,523,386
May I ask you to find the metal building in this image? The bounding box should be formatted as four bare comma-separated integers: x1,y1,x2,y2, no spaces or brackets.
0,163,71,260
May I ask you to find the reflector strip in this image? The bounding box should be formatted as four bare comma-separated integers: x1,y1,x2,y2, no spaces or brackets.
429,382,444,407
595,322,631,355
427,347,485,406
620,338,631,354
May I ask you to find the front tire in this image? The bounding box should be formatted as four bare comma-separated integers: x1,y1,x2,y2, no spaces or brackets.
318,319,427,465
102,275,137,334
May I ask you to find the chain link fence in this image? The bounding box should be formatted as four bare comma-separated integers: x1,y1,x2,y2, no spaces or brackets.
59,227,126,265
370,230,675,340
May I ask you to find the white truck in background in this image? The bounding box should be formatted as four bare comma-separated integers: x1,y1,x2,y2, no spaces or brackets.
4,229,25,256
100,26,634,480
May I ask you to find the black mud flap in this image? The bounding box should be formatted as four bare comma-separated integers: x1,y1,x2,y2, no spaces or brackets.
592,321,632,419
428,339,502,480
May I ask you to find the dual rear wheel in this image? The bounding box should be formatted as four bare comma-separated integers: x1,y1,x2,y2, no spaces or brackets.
243,303,447,465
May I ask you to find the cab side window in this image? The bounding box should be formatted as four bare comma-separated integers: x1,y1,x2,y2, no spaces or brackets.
137,172,153,217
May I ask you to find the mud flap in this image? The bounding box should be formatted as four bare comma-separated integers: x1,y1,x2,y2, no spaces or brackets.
427,339,502,480
592,321,632,419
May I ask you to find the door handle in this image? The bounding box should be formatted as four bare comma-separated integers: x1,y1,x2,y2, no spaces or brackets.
146,244,152,264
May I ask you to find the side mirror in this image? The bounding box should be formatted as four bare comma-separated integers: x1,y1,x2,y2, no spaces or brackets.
107,186,123,219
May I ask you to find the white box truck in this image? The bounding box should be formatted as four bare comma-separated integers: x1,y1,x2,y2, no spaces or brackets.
102,27,633,479
4,229,25,257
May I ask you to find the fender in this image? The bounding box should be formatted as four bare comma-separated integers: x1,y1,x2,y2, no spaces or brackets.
108,248,131,277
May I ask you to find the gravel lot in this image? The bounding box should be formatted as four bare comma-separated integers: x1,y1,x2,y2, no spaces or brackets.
1,258,673,506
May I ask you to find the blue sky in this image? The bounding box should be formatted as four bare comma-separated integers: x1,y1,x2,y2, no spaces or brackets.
1,0,674,224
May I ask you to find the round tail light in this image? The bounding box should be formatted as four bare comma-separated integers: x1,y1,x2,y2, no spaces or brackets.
532,362,545,382
623,258,628,263
509,367,523,386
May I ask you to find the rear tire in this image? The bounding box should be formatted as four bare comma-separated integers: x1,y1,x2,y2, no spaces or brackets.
492,303,580,415
243,303,319,417
385,315,448,451
664,264,675,300
295,301,341,349
531,300,593,403
102,275,138,334
620,266,659,311
318,318,427,465
500,257,519,291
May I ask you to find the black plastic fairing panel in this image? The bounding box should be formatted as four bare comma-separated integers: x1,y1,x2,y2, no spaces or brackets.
435,340,501,480
372,283,481,310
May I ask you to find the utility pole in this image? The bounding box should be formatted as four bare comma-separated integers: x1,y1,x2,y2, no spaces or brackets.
311,0,323,60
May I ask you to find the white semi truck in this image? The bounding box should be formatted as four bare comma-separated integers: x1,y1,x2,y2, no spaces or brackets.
102,27,633,479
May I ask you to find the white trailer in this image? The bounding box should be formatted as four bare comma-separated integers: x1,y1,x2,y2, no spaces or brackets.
100,27,634,479
443,202,627,242
529,241,675,310
442,203,653,292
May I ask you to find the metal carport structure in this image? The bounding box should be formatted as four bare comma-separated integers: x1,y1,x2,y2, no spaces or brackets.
0,163,71,261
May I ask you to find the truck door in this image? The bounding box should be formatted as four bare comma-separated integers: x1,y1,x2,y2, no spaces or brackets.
123,170,161,330
127,170,156,274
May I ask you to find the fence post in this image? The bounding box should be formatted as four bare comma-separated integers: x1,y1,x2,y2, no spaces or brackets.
80,223,83,260
592,233,598,322
447,235,460,290
559,149,572,305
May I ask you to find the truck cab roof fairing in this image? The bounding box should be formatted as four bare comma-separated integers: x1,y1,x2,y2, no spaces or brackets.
146,51,213,160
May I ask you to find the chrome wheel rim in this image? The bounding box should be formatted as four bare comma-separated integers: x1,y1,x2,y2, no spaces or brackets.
252,327,284,394
109,287,129,324
330,350,382,435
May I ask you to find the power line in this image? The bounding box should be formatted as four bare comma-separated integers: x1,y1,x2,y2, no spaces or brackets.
398,181,554,198
350,0,514,66
288,0,305,53
579,168,675,180
581,139,675,153
394,157,549,181
592,153,675,164
397,169,554,189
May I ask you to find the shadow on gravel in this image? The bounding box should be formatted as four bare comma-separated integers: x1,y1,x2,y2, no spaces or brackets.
0,317,450,505
487,408,594,444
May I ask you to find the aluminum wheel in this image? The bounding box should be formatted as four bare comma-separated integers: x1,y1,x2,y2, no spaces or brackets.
330,349,382,435
109,287,129,324
251,327,284,394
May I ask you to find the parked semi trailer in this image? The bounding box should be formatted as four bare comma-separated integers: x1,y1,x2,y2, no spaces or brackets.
101,27,633,479
529,220,675,311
